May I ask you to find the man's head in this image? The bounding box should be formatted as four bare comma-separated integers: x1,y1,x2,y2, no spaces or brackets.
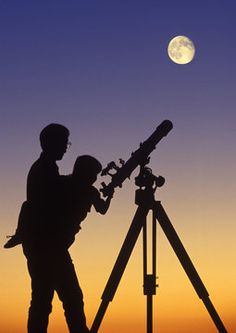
40,123,70,160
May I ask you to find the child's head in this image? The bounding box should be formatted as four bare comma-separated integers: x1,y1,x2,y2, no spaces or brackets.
72,155,102,184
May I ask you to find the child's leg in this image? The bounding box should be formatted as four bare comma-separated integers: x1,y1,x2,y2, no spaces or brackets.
4,201,28,248
4,234,22,248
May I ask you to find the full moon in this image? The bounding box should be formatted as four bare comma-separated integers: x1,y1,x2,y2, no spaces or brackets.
167,36,195,64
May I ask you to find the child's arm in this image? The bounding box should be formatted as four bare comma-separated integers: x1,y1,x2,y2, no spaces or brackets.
92,187,114,215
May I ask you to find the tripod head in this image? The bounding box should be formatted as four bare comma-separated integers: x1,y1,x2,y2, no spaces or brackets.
134,166,165,206
100,120,173,197
135,166,165,191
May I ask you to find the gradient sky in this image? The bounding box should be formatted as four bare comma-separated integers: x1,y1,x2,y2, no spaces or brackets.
1,1,235,332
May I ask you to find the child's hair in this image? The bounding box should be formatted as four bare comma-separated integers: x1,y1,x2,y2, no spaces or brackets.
72,155,102,177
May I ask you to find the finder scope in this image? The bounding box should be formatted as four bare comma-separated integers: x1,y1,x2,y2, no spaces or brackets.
101,120,173,197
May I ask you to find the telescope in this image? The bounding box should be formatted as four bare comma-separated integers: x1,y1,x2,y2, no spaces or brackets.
91,118,228,333
100,119,173,196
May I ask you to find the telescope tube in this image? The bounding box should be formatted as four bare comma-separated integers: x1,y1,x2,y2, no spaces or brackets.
101,120,173,196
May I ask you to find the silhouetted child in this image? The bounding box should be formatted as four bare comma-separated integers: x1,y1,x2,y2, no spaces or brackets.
62,155,114,246
4,155,113,249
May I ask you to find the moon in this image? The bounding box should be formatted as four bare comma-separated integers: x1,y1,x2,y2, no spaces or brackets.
168,36,195,64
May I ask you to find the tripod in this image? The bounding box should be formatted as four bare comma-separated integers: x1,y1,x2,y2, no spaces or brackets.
91,168,228,333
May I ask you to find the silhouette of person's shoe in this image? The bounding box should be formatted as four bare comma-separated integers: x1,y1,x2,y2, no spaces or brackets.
4,234,21,248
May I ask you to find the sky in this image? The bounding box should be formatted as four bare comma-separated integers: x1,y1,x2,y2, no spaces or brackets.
0,1,235,332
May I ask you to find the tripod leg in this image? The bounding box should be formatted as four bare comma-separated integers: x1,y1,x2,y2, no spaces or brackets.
91,203,150,333
147,294,153,333
143,212,158,333
154,201,228,333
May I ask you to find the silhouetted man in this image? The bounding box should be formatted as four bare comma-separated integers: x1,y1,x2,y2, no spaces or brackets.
22,124,89,333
